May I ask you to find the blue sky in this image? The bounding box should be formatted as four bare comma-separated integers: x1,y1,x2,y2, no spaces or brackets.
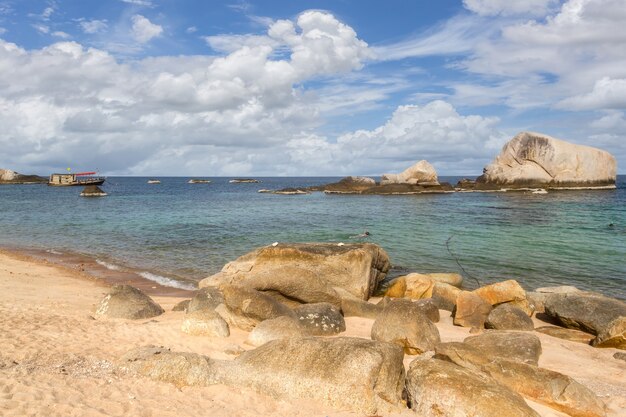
0,0,624,176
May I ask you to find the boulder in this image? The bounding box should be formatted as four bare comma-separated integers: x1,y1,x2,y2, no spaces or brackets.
591,316,626,349
371,298,440,354
218,284,295,331
526,291,547,313
246,316,306,347
432,282,462,311
381,160,439,185
334,287,382,319
0,168,47,184
80,185,107,197
405,358,540,417
535,326,595,344
464,331,542,365
118,346,219,387
199,243,390,301
384,276,407,298
535,285,583,294
486,304,535,330
181,310,230,337
453,291,492,329
435,342,607,417
425,272,463,287
614,352,626,362
225,337,406,415
187,287,224,313
0,168,18,181
172,299,190,311
476,131,616,189
544,293,626,337
294,302,346,336
474,279,528,308
94,285,164,320
414,299,440,323
241,267,341,307
385,273,438,299
315,176,377,193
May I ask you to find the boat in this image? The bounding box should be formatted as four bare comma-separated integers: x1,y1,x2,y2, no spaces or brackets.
48,172,105,186
147,179,161,184
188,179,211,184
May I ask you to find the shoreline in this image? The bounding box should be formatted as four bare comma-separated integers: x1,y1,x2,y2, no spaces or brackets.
0,246,196,297
0,248,624,416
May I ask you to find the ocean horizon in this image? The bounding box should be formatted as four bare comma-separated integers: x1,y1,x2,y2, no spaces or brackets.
1,175,625,299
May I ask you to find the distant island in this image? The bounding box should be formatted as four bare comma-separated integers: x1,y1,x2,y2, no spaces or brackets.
230,178,260,183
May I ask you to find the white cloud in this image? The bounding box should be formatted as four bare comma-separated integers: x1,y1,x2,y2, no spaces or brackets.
33,24,50,34
121,0,153,6
204,34,278,54
186,26,197,34
52,31,70,39
0,27,6,35
80,19,108,34
463,0,559,16
42,6,54,20
558,77,626,110
131,14,162,43
0,11,379,176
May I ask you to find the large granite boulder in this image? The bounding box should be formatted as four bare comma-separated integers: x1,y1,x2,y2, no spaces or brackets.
453,291,492,328
544,292,626,348
187,287,224,313
224,337,406,415
95,285,164,320
371,298,440,354
181,310,230,337
118,346,219,388
381,160,439,185
218,284,295,331
293,302,346,336
334,287,382,319
486,304,535,331
476,131,616,189
592,316,626,349
464,331,542,365
435,342,607,417
199,243,390,301
432,281,462,311
534,326,595,344
246,316,306,347
406,358,540,417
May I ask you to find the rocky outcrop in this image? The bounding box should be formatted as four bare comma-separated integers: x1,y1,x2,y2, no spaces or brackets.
464,331,542,365
80,185,107,196
218,284,295,331
0,168,47,184
435,342,607,417
94,285,164,320
371,298,440,354
187,287,225,313
544,292,626,348
453,291,492,328
381,160,439,185
486,304,535,330
200,243,390,301
181,310,230,337
225,337,406,415
475,132,617,189
406,358,540,417
309,176,376,193
246,316,306,347
534,326,595,344
293,302,345,336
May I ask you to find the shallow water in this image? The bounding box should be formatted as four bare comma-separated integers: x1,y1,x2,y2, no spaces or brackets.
1,176,624,298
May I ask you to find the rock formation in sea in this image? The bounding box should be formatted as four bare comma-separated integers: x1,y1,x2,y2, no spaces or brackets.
80,185,107,196
0,168,47,184
468,131,617,190
381,160,439,185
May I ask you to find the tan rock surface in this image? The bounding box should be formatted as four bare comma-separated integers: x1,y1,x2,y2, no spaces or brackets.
381,160,439,185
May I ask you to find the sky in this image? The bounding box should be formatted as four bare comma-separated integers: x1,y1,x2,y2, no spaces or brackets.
0,0,625,176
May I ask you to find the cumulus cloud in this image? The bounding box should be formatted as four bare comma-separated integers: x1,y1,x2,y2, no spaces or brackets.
558,77,626,110
463,0,559,16
52,31,70,39
0,11,379,175
131,14,162,43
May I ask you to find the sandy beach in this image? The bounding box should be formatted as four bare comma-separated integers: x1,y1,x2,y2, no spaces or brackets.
0,249,624,417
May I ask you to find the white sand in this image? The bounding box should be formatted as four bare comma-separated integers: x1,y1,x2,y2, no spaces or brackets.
0,250,624,416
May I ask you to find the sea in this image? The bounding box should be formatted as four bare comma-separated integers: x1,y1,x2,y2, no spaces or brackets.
1,176,625,299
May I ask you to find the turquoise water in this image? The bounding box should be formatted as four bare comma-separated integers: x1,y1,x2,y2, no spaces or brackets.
1,176,625,298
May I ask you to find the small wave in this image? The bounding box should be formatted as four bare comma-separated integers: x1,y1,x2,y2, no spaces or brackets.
96,259,121,271
138,271,197,291
45,249,63,255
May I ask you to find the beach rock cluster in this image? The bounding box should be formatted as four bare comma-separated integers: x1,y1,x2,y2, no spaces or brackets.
100,242,624,415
